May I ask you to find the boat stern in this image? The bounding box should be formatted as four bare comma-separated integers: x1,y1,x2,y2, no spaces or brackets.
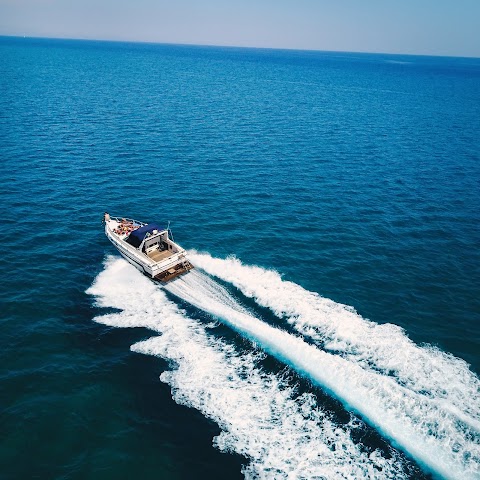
154,259,194,283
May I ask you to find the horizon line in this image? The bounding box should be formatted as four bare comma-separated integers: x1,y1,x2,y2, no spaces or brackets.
2,34,479,60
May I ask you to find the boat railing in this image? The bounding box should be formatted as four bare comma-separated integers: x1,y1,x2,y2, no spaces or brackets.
108,216,147,227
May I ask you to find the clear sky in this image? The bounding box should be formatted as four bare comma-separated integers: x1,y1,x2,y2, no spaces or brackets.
1,0,479,57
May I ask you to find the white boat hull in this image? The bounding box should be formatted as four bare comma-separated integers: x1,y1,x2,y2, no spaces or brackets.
104,215,193,282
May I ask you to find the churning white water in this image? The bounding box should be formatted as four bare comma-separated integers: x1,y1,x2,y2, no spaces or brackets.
88,255,480,479
88,257,409,479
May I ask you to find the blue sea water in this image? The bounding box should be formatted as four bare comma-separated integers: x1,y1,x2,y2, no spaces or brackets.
1,37,480,479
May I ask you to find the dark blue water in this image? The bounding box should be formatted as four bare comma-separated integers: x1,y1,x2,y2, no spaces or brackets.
1,37,479,479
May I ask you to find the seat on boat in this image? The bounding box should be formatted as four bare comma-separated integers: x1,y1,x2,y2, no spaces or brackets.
147,249,172,262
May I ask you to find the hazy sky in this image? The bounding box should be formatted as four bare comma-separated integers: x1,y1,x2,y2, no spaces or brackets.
1,0,479,57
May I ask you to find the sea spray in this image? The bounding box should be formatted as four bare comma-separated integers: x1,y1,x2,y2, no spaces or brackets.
187,252,479,417
87,256,410,479
183,252,480,480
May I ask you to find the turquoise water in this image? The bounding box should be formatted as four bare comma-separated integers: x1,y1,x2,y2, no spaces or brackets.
1,37,479,479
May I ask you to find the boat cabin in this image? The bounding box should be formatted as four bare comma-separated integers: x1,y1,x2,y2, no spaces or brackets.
104,214,193,282
125,223,180,262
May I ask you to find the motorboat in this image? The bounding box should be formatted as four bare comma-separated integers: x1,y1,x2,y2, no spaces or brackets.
103,213,193,282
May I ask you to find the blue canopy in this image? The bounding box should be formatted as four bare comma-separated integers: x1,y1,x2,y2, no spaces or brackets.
126,223,163,248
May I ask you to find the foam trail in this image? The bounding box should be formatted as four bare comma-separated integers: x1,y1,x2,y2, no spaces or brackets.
187,253,480,429
87,257,409,479
188,253,479,421
175,252,479,480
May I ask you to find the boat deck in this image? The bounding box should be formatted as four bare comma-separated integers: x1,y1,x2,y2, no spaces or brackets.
147,249,173,262
154,261,194,283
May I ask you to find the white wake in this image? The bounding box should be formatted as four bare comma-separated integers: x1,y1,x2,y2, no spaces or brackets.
87,257,409,479
180,251,480,480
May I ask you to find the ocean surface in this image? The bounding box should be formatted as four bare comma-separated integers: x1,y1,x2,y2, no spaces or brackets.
1,37,479,479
